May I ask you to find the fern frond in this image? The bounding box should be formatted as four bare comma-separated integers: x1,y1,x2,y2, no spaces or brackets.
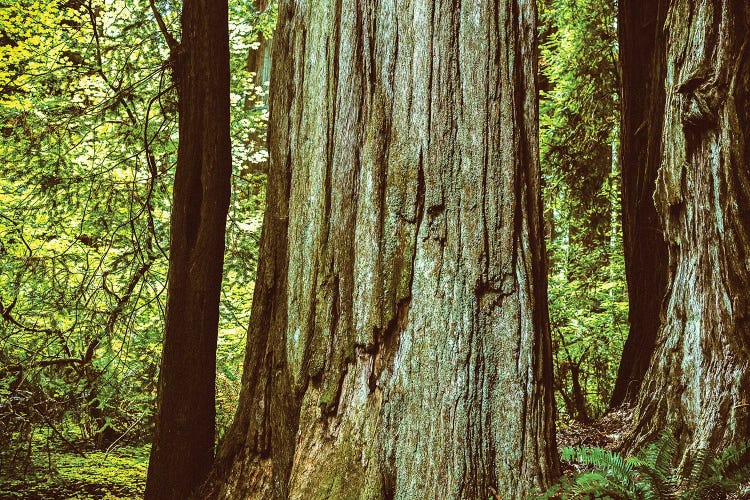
683,447,712,491
632,463,678,500
678,439,750,499
641,431,677,478
573,472,633,499
547,434,750,500
715,439,750,479
569,447,638,491
560,446,579,463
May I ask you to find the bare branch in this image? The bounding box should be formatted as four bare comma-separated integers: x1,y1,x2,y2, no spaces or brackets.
149,0,179,52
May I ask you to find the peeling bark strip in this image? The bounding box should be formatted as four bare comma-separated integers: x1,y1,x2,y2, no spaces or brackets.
627,0,750,455
204,0,558,497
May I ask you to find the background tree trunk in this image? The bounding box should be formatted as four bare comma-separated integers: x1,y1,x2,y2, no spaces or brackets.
610,0,670,410
625,0,750,455
245,0,273,96
202,0,559,498
145,0,232,497
243,0,273,176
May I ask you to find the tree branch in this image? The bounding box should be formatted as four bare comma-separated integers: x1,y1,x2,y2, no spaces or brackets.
149,0,179,52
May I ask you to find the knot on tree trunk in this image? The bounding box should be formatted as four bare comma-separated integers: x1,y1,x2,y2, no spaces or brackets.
676,75,724,131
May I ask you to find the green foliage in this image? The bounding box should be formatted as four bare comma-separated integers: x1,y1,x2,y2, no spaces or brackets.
0,0,274,480
539,0,625,421
543,433,750,499
1,0,174,457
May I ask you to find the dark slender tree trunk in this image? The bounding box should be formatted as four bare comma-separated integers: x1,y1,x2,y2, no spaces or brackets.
624,0,750,455
200,0,559,498
610,0,670,410
570,364,590,425
145,0,232,497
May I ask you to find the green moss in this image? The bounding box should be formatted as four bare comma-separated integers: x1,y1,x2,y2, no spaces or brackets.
0,446,149,499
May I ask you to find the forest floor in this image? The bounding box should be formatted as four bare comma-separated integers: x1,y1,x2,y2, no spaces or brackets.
1,416,632,499
8,407,746,500
1,414,634,500
555,406,632,475
0,442,148,499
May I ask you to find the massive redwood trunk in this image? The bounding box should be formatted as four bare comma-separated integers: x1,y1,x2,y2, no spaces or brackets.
202,0,559,498
610,0,670,410
145,0,232,497
625,0,750,454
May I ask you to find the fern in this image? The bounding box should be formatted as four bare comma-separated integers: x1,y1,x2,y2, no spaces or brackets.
683,439,750,500
573,471,633,499
634,433,679,500
679,448,712,500
645,433,677,481
631,463,675,500
543,432,750,500
568,447,637,491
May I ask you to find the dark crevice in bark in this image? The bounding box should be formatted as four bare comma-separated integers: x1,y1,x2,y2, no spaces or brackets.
369,297,411,393
319,274,341,415
367,151,423,392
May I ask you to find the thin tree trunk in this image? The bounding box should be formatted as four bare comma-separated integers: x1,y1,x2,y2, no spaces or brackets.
570,363,591,425
625,0,750,455
244,0,273,175
610,0,670,410
201,0,559,498
245,0,272,94
145,0,232,497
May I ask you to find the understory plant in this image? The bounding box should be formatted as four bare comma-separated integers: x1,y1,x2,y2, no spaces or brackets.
543,432,750,499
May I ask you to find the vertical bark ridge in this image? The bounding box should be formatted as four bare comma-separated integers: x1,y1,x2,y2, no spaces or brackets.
203,0,558,497
203,4,299,498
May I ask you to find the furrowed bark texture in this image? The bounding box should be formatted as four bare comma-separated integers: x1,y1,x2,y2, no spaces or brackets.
145,1,232,497
610,0,670,410
627,0,750,454
203,0,559,497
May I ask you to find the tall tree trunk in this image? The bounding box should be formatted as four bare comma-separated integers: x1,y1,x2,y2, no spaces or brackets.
201,0,559,498
625,0,750,454
610,0,670,410
145,0,232,497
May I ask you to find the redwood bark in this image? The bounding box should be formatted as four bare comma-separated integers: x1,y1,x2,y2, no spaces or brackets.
625,0,750,455
145,1,232,497
202,0,559,498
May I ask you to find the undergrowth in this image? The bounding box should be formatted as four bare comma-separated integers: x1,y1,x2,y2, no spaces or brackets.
543,432,750,499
